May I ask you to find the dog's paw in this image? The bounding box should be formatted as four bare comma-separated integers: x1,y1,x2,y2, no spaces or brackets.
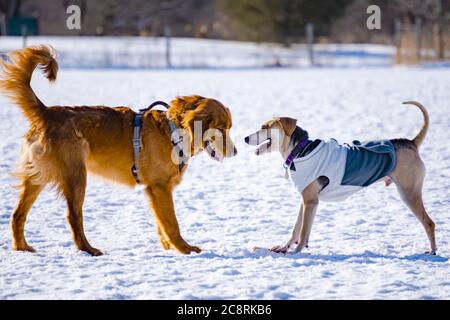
177,244,202,255
269,245,289,254
189,246,202,254
12,244,36,253
86,247,104,256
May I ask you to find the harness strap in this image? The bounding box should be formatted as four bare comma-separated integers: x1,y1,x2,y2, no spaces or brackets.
283,138,312,179
131,101,188,184
167,121,186,162
131,113,144,183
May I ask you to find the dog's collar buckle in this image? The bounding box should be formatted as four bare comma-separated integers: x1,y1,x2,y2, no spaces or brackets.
132,138,141,148
168,120,184,146
167,119,188,171
171,136,183,145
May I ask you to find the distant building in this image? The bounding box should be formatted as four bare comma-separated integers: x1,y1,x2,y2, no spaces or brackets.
5,16,39,36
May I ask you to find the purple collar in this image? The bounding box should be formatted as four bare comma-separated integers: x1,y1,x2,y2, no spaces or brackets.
283,138,312,170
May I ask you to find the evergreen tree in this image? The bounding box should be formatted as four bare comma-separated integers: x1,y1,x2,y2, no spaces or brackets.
220,0,352,44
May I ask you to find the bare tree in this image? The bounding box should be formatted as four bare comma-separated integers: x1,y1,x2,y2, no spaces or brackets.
391,0,450,59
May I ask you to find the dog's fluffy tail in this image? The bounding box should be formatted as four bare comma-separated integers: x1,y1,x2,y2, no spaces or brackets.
0,45,58,125
403,101,429,149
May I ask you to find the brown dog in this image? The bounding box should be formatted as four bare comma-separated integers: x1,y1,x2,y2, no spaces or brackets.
245,102,437,255
0,45,237,256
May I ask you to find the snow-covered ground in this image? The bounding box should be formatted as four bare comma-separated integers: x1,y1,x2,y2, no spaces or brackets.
0,67,449,299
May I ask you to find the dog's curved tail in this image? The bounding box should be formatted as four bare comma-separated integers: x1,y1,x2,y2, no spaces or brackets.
0,45,58,125
403,101,429,149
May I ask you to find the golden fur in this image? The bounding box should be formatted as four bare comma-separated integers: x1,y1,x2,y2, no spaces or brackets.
0,45,236,256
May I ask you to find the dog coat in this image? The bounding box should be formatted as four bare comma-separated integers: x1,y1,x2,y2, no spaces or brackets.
288,139,397,202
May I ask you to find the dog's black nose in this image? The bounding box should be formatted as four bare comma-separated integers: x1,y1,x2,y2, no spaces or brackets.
233,147,238,156
244,136,249,144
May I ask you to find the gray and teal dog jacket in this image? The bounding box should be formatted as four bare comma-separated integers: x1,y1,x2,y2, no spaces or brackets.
288,139,397,202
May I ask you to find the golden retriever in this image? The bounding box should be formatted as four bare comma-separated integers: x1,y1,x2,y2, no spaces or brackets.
0,45,237,256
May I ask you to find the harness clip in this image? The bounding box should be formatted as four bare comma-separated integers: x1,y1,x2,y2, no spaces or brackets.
133,139,141,148
171,135,183,145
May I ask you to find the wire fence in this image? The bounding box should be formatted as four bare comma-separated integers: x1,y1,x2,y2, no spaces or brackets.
0,36,395,69
395,20,450,65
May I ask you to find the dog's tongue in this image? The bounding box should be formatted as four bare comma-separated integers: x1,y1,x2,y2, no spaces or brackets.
255,140,271,155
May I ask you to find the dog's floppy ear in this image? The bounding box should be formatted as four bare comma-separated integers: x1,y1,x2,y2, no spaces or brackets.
167,95,206,124
278,117,297,136
183,107,211,134
182,105,211,154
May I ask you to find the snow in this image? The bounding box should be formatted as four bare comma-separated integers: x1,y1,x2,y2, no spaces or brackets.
1,66,450,299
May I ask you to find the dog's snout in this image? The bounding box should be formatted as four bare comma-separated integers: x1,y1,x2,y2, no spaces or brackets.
244,136,250,144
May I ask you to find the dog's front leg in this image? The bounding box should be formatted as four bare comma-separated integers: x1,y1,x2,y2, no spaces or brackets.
294,182,320,253
294,202,318,253
270,203,303,253
157,225,172,250
145,185,201,254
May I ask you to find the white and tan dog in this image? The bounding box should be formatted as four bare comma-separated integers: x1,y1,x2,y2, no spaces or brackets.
245,102,437,255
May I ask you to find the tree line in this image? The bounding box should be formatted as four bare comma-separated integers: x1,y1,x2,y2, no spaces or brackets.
1,0,449,46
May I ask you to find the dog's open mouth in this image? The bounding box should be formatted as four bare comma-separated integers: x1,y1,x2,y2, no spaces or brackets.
205,141,224,162
254,138,271,155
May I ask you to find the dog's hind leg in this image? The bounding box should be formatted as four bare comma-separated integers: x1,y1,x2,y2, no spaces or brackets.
60,163,102,256
145,185,201,254
395,185,436,254
392,153,436,254
11,178,45,252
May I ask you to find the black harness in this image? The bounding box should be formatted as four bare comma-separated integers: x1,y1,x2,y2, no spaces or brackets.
131,101,187,184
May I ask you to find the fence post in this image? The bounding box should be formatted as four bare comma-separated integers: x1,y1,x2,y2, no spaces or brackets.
415,17,422,62
165,25,172,68
435,0,444,59
0,13,7,36
306,23,314,66
21,25,28,48
394,19,402,64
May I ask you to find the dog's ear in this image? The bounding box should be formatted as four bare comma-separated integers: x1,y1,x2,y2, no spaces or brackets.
182,106,211,154
183,107,211,133
278,117,297,136
168,95,206,123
